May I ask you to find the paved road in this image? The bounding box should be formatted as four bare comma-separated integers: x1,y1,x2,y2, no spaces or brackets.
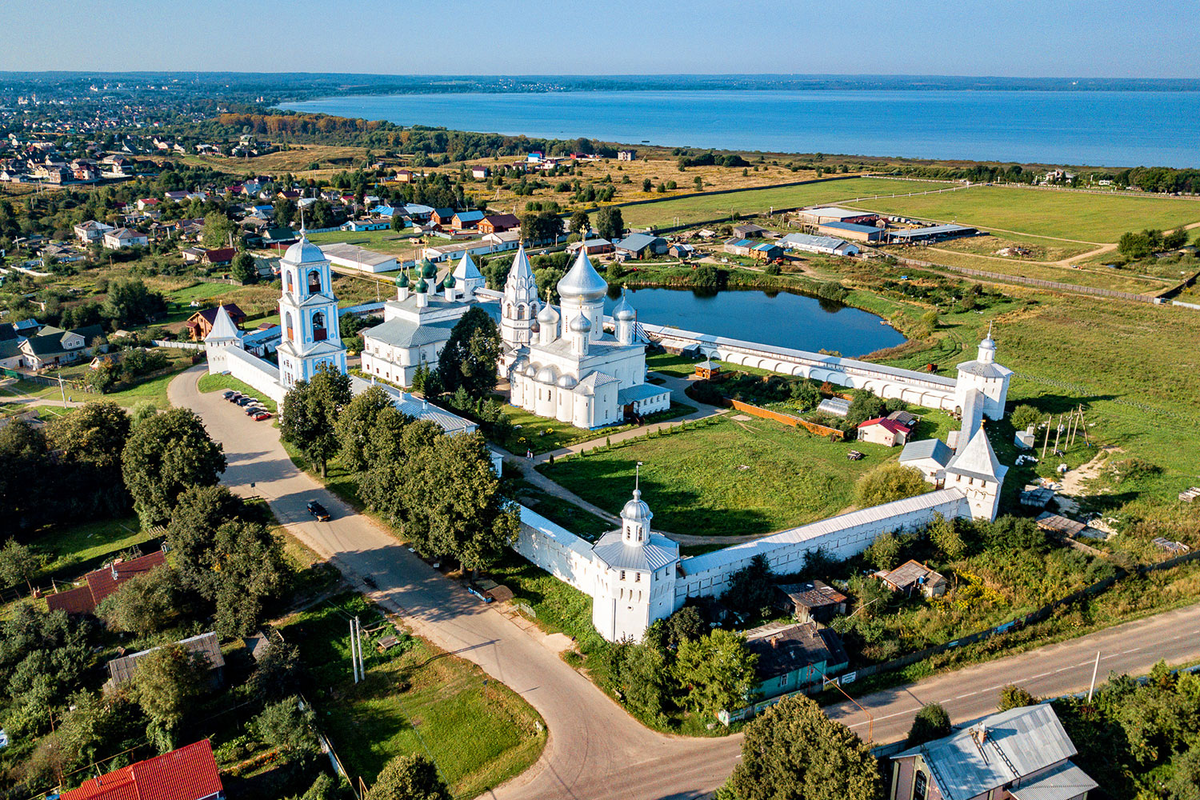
169,365,1200,799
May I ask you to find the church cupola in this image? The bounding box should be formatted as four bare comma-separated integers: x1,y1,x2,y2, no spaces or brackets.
620,478,653,546
537,301,559,345
557,247,607,342
443,271,457,301
415,276,429,308
569,312,591,356
396,271,410,302
613,289,636,345
978,325,996,365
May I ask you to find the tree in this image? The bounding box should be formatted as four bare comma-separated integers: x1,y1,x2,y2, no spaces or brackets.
519,211,563,244
997,684,1038,711
642,178,653,192
0,539,39,594
673,629,757,718
655,605,707,650
390,213,407,232
0,420,51,530
273,198,296,229
1010,404,1041,432
906,702,951,747
122,408,226,526
167,485,244,596
336,386,397,472
201,212,236,249
96,567,179,635
569,210,590,235
725,695,882,800
246,639,303,700
928,513,967,560
595,206,624,242
280,362,352,478
855,463,929,508
367,753,451,800
846,390,886,426
437,307,501,399
100,279,167,328
46,401,132,518
211,519,289,637
251,696,320,765
694,175,704,191
131,643,209,733
722,554,775,614
915,309,940,338
1166,743,1200,800
864,531,901,571
230,251,258,284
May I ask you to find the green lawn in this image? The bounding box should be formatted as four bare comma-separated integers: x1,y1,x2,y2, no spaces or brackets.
497,400,695,455
306,228,424,258
33,516,153,582
281,593,544,799
619,177,956,228
846,185,1200,243
538,415,910,537
198,372,279,413
508,475,614,541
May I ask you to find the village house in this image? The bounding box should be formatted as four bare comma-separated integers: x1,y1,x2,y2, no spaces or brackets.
613,233,668,259
878,559,947,599
668,243,696,258
617,149,637,161
889,705,1096,800
775,580,849,624
732,223,770,239
726,620,849,720
724,238,757,257
430,208,456,228
477,213,521,234
471,166,490,179
341,217,390,232
17,323,105,370
451,209,485,230
185,304,246,341
751,242,784,261
568,238,615,256
106,632,226,691
59,739,224,800
47,550,168,615
102,227,148,249
858,416,913,447
74,220,114,244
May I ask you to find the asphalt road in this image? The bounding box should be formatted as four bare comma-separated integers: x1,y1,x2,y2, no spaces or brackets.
169,366,1200,799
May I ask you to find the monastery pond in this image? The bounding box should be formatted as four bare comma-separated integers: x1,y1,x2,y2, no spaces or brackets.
602,288,905,357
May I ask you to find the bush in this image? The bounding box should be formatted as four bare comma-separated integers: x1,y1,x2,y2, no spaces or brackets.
906,703,951,747
817,281,849,303
1010,404,1042,432
764,263,781,276
864,532,901,571
997,684,1038,711
855,463,929,508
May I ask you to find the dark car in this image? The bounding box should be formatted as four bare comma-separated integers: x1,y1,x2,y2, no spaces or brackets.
306,500,331,521
226,392,243,403
222,390,237,400
236,396,255,406
244,404,264,415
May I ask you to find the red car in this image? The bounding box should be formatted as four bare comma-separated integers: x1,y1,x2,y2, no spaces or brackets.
252,411,272,421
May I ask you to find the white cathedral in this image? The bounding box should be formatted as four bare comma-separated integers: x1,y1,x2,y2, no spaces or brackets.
360,244,670,429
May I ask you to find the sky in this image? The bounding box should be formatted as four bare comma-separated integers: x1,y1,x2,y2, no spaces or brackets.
3,0,1198,78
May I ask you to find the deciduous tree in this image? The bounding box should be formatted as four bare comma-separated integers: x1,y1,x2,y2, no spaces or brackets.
367,753,450,800
336,385,397,472
437,307,501,399
673,629,757,718
122,408,226,526
132,643,209,735
855,463,929,508
906,702,951,747
997,684,1038,711
97,567,180,635
251,696,320,765
595,206,624,242
280,363,352,478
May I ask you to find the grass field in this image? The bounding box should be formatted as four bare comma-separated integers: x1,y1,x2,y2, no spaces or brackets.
537,415,919,537
846,185,1200,242
619,176,956,228
498,400,695,455
306,228,424,259
280,593,544,799
197,372,279,413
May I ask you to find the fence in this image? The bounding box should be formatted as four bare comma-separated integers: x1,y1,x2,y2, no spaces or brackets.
1,367,95,394
895,256,1156,303
839,548,1200,687
727,398,845,439
152,339,206,351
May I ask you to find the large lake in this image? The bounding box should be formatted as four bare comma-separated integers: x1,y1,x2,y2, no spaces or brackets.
280,89,1200,168
601,288,905,357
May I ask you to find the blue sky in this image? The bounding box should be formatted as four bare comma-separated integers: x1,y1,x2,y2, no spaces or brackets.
3,0,1197,78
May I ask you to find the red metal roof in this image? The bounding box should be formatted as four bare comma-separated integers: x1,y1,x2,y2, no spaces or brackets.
857,417,912,435
61,739,223,800
48,550,167,615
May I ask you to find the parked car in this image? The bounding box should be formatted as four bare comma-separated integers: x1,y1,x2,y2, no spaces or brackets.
236,396,255,406
306,500,331,521
226,392,243,403
244,404,264,415
222,390,237,400
252,411,272,421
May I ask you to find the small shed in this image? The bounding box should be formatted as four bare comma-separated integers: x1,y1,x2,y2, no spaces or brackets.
775,580,848,624
668,243,696,259
1035,512,1088,538
694,357,721,380
878,560,947,599
751,242,784,261
105,632,226,692
857,417,911,448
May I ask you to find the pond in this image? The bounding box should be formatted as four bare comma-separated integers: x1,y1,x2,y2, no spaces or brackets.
601,287,905,358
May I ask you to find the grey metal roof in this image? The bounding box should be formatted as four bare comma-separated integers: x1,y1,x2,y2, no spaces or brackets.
779,233,854,251
899,437,953,466
107,632,224,688
613,233,665,252
957,358,1014,379
819,221,882,235
890,224,977,240
617,383,671,404
519,505,595,558
894,705,1081,800
946,428,1008,483
591,531,679,572
319,243,396,267
363,317,456,348
1010,762,1098,800
744,620,848,680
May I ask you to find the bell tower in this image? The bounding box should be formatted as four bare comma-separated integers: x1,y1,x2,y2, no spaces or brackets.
276,230,347,389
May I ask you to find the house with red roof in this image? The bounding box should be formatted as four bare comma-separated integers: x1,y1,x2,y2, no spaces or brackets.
60,739,224,800
47,550,167,615
857,416,912,448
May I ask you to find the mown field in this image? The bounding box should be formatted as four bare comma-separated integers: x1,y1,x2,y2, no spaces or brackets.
305,228,424,260
846,185,1200,242
619,176,956,228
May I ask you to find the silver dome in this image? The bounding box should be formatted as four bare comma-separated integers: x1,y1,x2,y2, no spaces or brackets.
621,489,653,523
556,374,578,389
536,365,558,384
557,249,607,302
569,314,592,333
537,303,559,324
613,293,636,321
524,362,539,377
283,236,325,265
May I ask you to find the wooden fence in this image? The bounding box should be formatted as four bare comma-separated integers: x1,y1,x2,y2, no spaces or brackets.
894,255,1157,303
727,398,845,439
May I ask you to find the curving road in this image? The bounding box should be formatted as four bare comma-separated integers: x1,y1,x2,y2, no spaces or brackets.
169,365,1200,799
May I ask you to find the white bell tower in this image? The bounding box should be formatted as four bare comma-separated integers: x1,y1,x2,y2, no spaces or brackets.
276,230,347,389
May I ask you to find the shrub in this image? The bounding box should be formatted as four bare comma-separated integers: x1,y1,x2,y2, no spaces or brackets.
906,703,951,747
997,684,1038,711
1010,404,1042,432
855,463,929,508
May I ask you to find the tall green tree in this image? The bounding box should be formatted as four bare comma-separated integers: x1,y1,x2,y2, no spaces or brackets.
201,211,236,249
906,702,952,747
336,385,397,472
0,420,50,530
273,198,296,229
132,643,209,740
251,696,320,765
210,519,289,637
367,754,450,800
96,567,179,635
280,362,352,478
595,206,624,242
855,463,929,508
166,485,244,596
569,210,590,235
121,408,226,526
437,307,501,399
724,695,882,800
0,540,39,594
230,251,258,284
672,629,757,718
46,401,132,518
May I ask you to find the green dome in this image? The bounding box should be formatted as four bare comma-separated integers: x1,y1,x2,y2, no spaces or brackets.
415,277,428,293
443,272,456,288
421,259,437,279
395,272,410,287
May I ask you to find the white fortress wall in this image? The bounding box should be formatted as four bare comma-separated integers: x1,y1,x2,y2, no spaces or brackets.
637,321,958,411
514,505,599,597
222,346,287,405
673,488,967,604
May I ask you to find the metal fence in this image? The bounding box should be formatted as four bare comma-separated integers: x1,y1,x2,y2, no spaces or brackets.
895,256,1156,302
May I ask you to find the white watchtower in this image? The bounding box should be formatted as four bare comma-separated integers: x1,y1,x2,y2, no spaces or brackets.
276,231,347,389
955,326,1013,421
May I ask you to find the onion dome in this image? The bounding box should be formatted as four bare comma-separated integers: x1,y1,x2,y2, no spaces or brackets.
613,290,636,321
536,364,558,384
421,259,437,279
557,248,607,302
557,373,578,389
442,271,456,288
415,277,428,294
511,355,529,373
537,303,559,325
622,489,653,524
395,271,410,287
524,362,539,377
283,235,325,264
569,314,592,334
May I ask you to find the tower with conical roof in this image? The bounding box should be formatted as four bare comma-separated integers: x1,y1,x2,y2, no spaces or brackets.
276,229,347,388
500,245,540,348
203,304,245,375
944,426,1008,521
955,325,1012,422
452,252,485,300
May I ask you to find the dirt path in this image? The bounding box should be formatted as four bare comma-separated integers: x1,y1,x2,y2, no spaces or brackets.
1060,447,1119,498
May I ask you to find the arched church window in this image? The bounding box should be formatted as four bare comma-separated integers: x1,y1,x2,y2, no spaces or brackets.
312,311,327,342
517,304,527,320
285,271,294,293
284,312,294,342
307,269,322,295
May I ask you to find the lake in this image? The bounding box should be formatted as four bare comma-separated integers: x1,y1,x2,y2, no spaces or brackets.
600,288,905,357
280,89,1200,168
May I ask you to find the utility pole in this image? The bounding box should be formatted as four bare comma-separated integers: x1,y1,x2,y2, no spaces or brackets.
1053,414,1063,454
1087,651,1101,703
58,373,66,404
1041,417,1051,459
350,618,360,684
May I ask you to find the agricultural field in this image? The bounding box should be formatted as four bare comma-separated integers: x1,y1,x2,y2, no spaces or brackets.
846,184,1200,242
279,593,545,799
182,143,370,179
619,176,957,228
537,414,932,538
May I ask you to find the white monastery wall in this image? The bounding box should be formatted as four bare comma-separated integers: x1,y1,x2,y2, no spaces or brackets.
514,506,598,596
673,488,967,604
214,346,287,405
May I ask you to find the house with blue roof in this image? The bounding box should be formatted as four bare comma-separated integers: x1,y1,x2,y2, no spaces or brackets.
613,233,668,259
816,220,887,243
